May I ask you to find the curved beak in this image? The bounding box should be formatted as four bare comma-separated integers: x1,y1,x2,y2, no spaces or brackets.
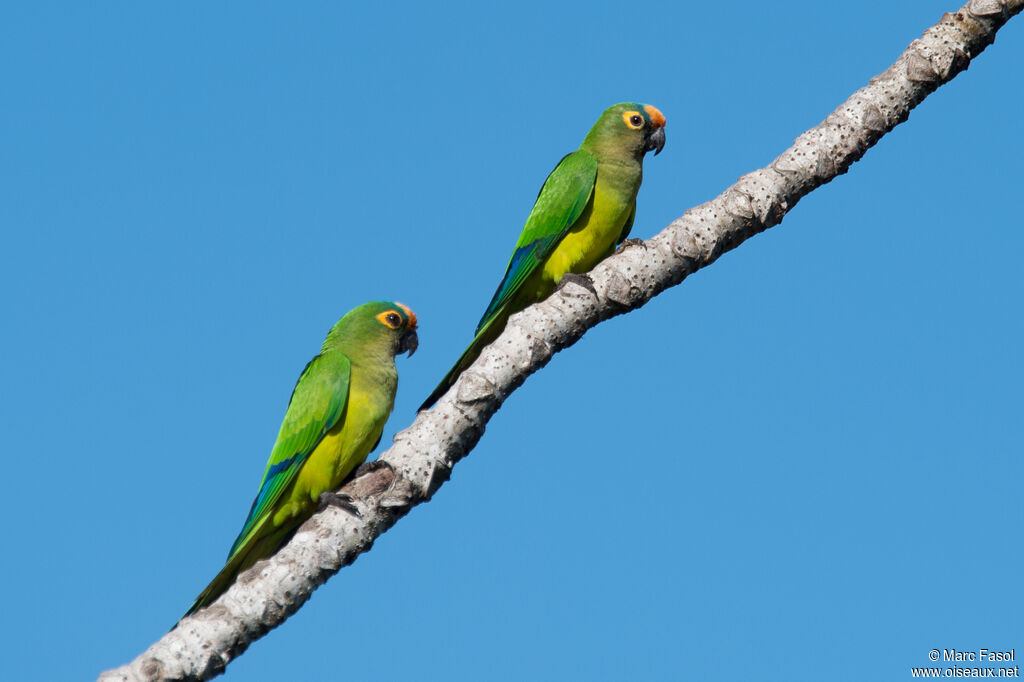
398,329,419,357
645,126,666,156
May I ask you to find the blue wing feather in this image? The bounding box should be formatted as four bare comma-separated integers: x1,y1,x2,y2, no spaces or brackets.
475,150,598,333
226,351,351,560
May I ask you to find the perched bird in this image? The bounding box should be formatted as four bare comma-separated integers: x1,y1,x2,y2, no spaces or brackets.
420,102,665,410
184,301,418,617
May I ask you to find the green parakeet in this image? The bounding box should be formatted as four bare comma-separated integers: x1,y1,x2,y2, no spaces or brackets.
184,301,418,617
420,102,665,410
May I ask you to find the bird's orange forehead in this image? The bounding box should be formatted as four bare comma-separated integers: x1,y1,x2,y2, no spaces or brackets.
396,302,417,329
644,105,666,128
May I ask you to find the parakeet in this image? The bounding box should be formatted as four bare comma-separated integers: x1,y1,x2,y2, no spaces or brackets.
184,301,418,617
420,102,665,410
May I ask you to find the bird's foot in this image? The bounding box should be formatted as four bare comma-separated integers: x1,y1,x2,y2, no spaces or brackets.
354,459,395,478
557,272,598,300
318,491,362,518
614,238,646,254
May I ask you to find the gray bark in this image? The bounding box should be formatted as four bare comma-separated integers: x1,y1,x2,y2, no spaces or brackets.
99,2,1023,679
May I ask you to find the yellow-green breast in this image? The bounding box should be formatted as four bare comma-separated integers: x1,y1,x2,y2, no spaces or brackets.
512,173,637,305
271,365,394,527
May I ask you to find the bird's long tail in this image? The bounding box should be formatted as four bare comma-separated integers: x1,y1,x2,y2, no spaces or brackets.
179,514,291,621
419,315,505,410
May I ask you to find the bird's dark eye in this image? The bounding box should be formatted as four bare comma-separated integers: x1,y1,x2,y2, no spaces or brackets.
622,111,645,130
377,310,403,329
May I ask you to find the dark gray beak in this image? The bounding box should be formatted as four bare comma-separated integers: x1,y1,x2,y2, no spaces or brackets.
645,126,666,156
398,329,418,357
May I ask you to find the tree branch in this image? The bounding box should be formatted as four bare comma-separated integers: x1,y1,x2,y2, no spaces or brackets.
99,2,1022,679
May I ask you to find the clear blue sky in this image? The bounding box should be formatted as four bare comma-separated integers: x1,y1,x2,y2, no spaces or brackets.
2,2,1020,680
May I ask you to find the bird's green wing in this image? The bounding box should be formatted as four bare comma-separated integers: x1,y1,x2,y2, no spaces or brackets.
418,151,598,411
475,149,598,333
225,351,351,562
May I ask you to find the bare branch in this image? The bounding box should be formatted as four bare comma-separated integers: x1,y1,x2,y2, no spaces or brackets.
99,2,1022,680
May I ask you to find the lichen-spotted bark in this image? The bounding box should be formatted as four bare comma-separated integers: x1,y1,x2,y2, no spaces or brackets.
99,2,1022,680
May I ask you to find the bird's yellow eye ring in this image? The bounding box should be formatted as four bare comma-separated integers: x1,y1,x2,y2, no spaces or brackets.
623,111,644,129
377,310,403,329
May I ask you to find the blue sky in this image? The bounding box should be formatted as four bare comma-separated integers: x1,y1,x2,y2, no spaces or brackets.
2,2,1021,680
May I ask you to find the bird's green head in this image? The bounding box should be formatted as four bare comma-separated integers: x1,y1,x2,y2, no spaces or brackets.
582,102,667,160
326,300,419,358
